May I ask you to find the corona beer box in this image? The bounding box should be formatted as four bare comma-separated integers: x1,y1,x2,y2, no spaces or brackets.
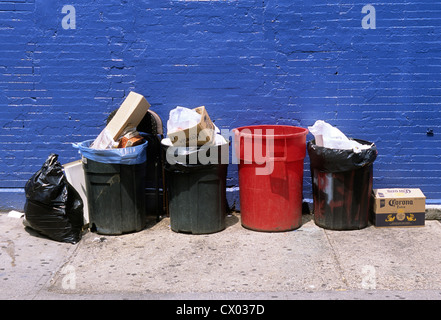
371,188,426,227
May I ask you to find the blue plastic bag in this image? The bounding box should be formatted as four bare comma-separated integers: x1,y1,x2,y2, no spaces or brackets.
73,140,148,165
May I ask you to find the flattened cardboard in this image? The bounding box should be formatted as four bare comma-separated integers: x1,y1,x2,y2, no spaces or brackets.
91,92,150,149
63,160,89,225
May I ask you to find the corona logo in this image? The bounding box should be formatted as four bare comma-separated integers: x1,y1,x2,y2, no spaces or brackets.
388,199,413,206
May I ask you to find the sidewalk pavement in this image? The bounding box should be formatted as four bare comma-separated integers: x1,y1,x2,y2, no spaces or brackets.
1,211,441,300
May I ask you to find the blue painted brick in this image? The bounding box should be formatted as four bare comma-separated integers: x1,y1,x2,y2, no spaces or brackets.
0,0,441,210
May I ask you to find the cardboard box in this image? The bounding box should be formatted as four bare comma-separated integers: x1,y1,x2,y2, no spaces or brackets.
63,160,89,225
91,92,150,149
371,188,426,227
168,106,215,146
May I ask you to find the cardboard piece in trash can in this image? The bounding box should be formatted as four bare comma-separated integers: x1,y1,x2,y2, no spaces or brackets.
63,160,89,225
168,106,215,146
91,92,150,149
371,188,426,227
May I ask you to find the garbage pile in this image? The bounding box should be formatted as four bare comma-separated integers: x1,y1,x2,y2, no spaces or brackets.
71,91,151,166
24,91,152,242
23,91,230,241
20,89,424,243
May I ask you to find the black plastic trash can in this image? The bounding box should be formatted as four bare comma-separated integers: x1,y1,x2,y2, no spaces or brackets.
163,140,228,234
307,139,377,230
75,140,148,235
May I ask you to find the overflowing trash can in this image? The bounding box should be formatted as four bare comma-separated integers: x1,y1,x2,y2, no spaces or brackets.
307,139,377,230
162,139,228,234
233,125,309,232
74,140,148,235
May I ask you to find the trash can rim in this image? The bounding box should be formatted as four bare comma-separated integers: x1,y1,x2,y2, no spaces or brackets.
233,125,308,138
307,138,377,173
78,139,148,150
308,138,376,151
73,139,148,165
161,137,229,148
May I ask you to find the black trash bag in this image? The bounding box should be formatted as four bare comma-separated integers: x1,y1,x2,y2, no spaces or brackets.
307,139,377,173
24,154,84,244
307,139,377,230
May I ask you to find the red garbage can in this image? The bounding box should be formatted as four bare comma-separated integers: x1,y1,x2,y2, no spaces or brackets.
233,125,309,232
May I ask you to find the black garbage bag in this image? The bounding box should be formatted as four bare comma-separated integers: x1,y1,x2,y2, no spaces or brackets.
307,139,377,173
24,154,83,244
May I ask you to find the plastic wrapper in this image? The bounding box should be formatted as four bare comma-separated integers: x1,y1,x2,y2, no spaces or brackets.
166,106,216,146
167,106,201,134
24,154,84,244
308,120,372,152
90,128,114,150
307,139,377,173
73,140,147,165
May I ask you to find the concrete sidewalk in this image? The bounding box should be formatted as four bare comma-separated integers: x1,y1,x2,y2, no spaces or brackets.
1,212,441,300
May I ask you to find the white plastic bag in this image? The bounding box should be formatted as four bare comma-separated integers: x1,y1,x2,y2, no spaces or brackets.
308,120,370,152
167,106,201,135
90,128,114,150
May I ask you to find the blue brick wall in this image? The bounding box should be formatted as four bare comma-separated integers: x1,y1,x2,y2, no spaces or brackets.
1,0,440,210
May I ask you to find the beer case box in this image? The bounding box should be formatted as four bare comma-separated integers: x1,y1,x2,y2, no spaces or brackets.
168,106,216,147
371,188,426,227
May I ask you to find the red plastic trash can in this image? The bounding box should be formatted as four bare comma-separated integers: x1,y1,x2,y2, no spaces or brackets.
233,125,309,232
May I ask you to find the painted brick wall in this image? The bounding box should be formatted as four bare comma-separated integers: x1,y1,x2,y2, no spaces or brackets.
1,0,440,210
